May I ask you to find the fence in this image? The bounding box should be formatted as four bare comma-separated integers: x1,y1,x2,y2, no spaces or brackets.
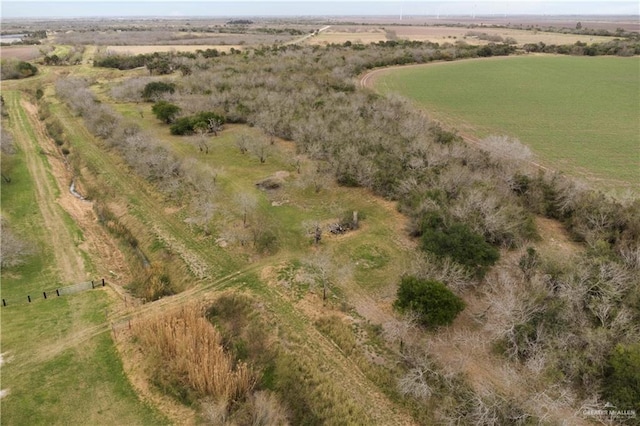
1,278,106,307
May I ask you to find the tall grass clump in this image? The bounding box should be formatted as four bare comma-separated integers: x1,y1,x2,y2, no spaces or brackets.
133,305,255,408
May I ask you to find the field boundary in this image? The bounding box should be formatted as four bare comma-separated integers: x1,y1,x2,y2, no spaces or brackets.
1,278,107,308
360,56,554,174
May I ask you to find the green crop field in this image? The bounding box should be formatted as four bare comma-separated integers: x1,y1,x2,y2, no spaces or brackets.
375,55,640,193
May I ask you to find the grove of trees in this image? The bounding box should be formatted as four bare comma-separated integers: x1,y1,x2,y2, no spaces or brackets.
56,36,640,419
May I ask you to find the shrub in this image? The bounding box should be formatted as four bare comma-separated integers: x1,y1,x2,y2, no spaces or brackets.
394,276,465,328
142,81,176,101
419,213,499,278
603,343,640,413
0,59,38,80
170,111,225,135
151,100,180,124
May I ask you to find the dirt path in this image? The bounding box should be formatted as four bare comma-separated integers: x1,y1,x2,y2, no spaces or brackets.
19,95,133,283
8,93,86,284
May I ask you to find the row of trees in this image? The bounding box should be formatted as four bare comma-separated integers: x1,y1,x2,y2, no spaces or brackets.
523,39,640,56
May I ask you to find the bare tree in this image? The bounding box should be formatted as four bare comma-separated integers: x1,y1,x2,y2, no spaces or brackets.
235,134,249,154
247,136,270,164
301,250,352,302
195,131,210,154
409,252,473,295
0,128,16,183
235,192,258,228
301,219,323,245
300,164,332,193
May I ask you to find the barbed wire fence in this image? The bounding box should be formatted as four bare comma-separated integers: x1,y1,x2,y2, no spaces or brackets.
1,278,106,307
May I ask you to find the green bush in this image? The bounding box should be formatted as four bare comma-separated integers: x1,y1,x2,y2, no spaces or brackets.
603,343,640,413
170,111,225,135
419,213,499,278
393,276,465,328
151,100,180,124
142,81,176,101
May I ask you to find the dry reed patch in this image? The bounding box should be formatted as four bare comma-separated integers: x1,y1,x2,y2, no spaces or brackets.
132,304,255,408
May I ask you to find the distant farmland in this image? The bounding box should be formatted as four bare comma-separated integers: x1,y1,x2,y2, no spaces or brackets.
375,55,640,193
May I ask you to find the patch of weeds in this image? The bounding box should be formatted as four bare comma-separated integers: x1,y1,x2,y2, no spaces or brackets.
352,244,390,270
276,260,309,301
315,315,357,356
149,237,167,253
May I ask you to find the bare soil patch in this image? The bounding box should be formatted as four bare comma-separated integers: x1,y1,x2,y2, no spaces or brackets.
0,46,41,61
307,28,387,45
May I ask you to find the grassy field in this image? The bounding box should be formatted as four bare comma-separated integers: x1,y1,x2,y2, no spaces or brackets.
375,55,640,193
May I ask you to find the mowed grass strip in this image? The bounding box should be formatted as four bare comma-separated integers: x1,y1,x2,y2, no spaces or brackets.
0,91,167,425
376,55,640,193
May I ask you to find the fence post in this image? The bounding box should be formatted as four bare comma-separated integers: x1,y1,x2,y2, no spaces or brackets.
102,278,105,286
27,295,31,303
56,289,60,297
43,291,47,299
2,299,6,307
91,280,94,289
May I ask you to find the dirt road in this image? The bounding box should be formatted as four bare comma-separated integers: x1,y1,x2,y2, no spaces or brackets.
7,92,88,284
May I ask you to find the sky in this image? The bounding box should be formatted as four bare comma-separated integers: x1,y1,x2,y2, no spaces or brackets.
1,1,638,19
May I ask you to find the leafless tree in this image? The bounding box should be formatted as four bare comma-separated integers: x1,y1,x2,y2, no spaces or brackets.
301,250,352,302
235,134,249,154
247,136,270,164
235,192,258,228
0,128,16,183
195,131,209,154
408,253,473,295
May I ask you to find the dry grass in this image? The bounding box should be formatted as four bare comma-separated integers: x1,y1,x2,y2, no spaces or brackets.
0,46,42,61
106,45,243,55
388,25,616,46
307,29,388,45
307,24,617,46
132,304,255,408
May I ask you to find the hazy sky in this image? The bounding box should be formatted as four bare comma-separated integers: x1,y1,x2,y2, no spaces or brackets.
2,1,638,19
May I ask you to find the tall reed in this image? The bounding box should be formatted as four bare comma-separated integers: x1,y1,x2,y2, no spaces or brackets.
133,304,255,407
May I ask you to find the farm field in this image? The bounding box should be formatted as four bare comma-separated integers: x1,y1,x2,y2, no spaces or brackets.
374,55,640,193
306,27,388,45
0,45,42,60
105,44,243,55
388,25,618,45
305,24,619,46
